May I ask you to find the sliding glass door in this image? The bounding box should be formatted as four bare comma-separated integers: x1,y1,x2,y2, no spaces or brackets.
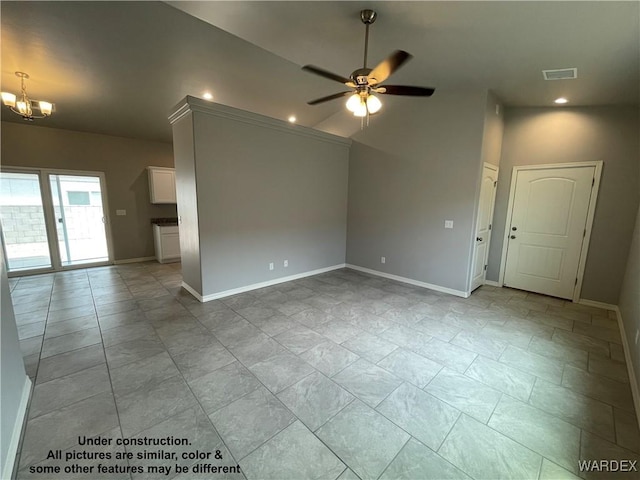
0,168,113,274
49,174,109,266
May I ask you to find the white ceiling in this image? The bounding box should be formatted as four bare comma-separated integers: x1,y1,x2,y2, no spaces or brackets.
2,1,638,143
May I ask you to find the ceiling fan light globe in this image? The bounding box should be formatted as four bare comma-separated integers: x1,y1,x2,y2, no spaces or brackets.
353,102,367,117
346,93,361,113
366,94,382,113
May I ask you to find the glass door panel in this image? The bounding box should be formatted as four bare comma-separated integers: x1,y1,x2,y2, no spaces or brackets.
49,174,109,266
0,172,53,272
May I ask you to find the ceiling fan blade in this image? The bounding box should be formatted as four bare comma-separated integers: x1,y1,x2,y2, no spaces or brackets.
302,65,352,85
307,91,353,105
367,50,412,85
377,85,435,96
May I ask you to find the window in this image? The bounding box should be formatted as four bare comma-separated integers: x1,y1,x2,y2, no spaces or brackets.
67,191,90,205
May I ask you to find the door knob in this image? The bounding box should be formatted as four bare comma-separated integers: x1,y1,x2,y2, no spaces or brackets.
511,227,517,231
476,237,483,242
510,235,516,239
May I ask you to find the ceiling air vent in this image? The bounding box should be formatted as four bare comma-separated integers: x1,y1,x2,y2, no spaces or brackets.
543,68,578,80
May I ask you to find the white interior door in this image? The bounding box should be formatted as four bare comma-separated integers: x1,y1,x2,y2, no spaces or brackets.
504,165,595,299
471,164,498,291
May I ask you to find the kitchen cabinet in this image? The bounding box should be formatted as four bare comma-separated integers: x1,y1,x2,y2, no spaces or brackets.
153,225,180,263
148,167,176,204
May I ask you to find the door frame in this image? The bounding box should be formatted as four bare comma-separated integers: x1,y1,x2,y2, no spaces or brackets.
497,161,603,302
469,162,499,292
1,166,115,276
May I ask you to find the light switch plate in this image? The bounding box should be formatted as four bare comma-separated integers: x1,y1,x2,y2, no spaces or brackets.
445,220,454,229
116,210,126,216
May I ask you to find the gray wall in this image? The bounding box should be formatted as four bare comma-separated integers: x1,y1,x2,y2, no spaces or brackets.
480,91,504,168
1,122,176,261
487,107,640,304
0,244,29,477
346,91,489,293
619,202,640,412
171,99,350,297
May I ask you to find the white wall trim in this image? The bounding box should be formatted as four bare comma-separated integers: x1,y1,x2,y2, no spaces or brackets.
181,281,203,302
614,306,640,429
2,376,32,480
346,264,469,298
577,299,618,311
113,256,156,265
184,264,347,302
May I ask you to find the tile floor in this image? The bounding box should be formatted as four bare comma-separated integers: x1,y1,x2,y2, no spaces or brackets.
10,262,640,480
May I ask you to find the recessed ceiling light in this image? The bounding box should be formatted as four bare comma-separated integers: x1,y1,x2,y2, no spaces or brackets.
288,116,296,123
203,92,213,100
554,97,568,104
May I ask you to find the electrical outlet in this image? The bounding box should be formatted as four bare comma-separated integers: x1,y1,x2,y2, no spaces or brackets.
635,329,639,346
381,257,386,264
269,263,274,271
284,260,288,268
445,220,454,229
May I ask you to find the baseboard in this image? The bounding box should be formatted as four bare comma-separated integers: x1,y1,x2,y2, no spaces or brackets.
183,264,347,302
181,281,204,302
345,264,469,298
3,376,32,480
615,306,640,429
113,256,156,265
483,280,501,287
578,299,618,311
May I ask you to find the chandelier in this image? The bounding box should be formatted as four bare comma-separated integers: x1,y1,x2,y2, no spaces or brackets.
1,72,54,120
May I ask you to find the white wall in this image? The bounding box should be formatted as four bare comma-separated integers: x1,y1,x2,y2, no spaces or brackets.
0,245,31,478
487,106,640,304
170,98,351,299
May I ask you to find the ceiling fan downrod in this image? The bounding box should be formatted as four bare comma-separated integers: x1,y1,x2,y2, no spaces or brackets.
360,9,377,69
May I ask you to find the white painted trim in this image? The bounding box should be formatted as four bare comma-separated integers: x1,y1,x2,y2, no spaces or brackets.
484,280,502,287
181,281,203,302
113,256,156,265
498,161,603,303
577,299,617,311
2,376,32,480
346,264,469,298
614,306,640,429
184,264,347,302
169,96,352,147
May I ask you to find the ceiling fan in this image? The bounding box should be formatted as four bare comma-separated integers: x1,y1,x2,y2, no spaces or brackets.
302,9,435,118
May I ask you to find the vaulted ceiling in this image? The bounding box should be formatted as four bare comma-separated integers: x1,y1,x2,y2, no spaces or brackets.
2,1,638,143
